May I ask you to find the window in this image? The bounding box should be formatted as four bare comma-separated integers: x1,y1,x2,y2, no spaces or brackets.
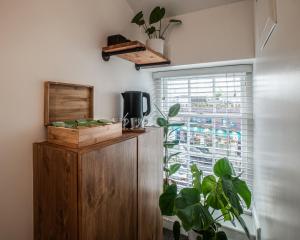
154,65,253,191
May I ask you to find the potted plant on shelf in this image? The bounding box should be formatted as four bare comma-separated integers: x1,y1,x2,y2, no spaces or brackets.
156,103,184,190
159,158,252,240
131,6,182,54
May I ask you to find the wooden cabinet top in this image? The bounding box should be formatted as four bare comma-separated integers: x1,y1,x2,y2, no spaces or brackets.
35,127,162,153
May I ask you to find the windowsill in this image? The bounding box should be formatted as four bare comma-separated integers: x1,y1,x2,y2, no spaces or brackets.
163,211,257,240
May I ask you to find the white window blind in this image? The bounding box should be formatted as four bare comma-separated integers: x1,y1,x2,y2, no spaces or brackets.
154,65,253,190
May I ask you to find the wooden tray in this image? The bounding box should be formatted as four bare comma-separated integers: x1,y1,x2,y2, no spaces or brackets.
47,123,122,148
44,82,122,148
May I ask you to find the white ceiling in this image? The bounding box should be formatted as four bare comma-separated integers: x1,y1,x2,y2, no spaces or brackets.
126,0,246,17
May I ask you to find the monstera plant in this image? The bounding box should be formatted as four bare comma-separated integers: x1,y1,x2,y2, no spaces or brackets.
131,6,182,39
159,158,252,240
131,6,182,54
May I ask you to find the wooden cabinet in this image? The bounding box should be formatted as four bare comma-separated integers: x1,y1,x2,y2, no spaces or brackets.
138,129,163,240
33,128,163,240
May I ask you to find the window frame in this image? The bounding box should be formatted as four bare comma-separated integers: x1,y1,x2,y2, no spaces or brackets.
154,65,254,194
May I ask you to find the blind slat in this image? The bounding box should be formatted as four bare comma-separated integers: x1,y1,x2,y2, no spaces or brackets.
153,64,253,79
155,67,253,190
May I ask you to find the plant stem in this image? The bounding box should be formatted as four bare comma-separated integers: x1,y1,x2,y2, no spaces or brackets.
214,215,224,222
142,25,150,38
161,22,171,39
164,118,169,184
144,23,151,39
159,20,162,38
154,104,167,119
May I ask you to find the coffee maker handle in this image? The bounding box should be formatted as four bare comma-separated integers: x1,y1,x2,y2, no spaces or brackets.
142,92,151,116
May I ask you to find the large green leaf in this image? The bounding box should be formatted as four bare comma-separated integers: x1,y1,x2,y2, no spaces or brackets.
233,178,251,206
206,191,224,210
159,184,177,216
175,188,214,231
131,11,144,25
176,205,194,231
176,203,213,232
232,178,252,209
213,158,234,177
175,188,200,209
149,6,165,24
202,175,216,196
232,212,250,239
191,164,203,193
193,203,214,230
203,177,228,210
173,221,181,240
220,207,232,221
157,117,168,127
169,163,181,176
168,103,181,117
221,177,243,215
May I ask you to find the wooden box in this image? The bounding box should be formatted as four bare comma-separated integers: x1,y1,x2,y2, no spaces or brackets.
44,81,122,148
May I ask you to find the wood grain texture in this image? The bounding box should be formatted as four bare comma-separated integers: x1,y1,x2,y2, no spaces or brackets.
47,126,79,148
44,81,94,125
118,48,169,65
102,41,144,52
38,131,141,154
47,123,122,148
34,129,164,240
138,128,164,240
102,41,170,65
78,123,122,147
33,143,78,240
79,138,138,240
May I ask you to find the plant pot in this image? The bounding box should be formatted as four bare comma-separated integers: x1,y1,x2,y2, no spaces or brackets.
188,230,202,240
146,38,165,55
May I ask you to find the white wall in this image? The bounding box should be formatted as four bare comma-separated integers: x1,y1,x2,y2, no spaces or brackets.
253,0,300,239
165,0,255,65
0,0,153,239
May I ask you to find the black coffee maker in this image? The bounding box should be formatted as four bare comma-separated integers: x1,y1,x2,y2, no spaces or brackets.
121,91,151,128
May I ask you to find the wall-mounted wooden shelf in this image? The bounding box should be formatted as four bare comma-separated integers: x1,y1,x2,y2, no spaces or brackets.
102,41,171,70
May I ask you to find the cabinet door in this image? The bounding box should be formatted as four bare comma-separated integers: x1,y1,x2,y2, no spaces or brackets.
33,144,78,240
79,138,137,240
138,128,163,240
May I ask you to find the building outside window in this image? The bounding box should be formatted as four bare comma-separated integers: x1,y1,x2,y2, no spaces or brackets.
154,65,253,195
